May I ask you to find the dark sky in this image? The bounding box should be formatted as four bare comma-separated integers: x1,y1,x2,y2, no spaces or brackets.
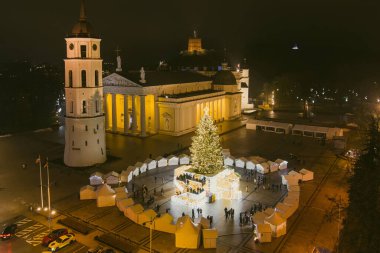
1,0,380,76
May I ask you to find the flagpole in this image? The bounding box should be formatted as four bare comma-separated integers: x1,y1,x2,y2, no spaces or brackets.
38,155,44,209
46,157,51,231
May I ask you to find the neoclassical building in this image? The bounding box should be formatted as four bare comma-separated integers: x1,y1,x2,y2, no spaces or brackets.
103,68,242,136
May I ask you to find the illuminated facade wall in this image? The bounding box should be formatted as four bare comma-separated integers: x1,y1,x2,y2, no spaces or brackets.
103,75,241,136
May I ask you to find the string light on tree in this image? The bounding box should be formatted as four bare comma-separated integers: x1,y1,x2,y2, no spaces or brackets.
189,107,223,174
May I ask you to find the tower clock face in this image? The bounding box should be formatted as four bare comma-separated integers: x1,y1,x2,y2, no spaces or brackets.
92,44,97,51
69,43,74,50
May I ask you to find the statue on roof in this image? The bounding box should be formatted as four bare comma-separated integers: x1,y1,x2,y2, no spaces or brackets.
140,67,146,83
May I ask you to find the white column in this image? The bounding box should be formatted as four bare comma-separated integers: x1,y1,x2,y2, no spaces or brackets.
131,95,137,131
104,93,109,129
124,94,129,133
112,93,117,132
154,95,159,133
140,95,146,137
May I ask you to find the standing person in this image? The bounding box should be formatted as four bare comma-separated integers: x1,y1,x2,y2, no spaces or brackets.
192,209,195,220
246,185,248,192
154,176,157,184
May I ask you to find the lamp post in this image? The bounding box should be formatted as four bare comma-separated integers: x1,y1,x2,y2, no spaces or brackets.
144,217,156,253
36,155,44,209
45,157,52,231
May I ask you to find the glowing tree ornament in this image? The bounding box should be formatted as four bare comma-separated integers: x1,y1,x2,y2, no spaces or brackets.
190,107,223,174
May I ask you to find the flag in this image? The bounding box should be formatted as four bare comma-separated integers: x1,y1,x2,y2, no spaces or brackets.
35,155,40,164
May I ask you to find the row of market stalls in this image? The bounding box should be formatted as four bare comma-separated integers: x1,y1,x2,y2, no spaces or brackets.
253,168,314,243
79,182,218,249
223,152,288,174
247,119,343,140
89,154,191,186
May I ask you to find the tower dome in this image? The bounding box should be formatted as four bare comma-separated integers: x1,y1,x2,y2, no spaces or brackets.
70,0,97,38
212,70,237,85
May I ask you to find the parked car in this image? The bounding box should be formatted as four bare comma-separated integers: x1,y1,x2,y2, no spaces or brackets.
42,228,68,246
48,233,75,252
0,224,17,240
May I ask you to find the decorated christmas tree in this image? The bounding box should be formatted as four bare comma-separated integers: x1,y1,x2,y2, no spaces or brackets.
190,107,224,174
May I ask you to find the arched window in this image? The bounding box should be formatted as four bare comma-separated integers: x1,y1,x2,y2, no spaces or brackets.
82,101,87,113
69,70,73,87
81,70,86,87
80,45,86,58
95,70,99,87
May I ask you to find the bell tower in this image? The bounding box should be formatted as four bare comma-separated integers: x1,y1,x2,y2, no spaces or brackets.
64,0,106,167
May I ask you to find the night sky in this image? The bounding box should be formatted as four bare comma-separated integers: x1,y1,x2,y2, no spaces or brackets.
1,0,380,78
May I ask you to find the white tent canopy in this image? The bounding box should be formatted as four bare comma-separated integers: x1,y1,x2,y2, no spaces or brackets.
135,162,147,174
235,157,248,168
179,154,190,165
256,224,272,243
124,204,144,223
144,159,157,170
224,155,235,166
167,155,179,166
153,213,176,234
275,159,288,170
268,161,279,172
89,172,104,186
156,156,168,167
256,162,270,174
126,166,136,182
138,209,157,225
120,169,129,183
116,198,134,212
264,211,287,238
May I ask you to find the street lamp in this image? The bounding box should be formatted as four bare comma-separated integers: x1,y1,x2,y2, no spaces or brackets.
143,217,156,253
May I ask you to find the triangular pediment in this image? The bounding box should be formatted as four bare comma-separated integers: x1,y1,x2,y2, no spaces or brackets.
103,73,142,87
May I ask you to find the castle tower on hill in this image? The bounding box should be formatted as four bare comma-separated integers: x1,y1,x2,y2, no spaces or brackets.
64,0,106,167
187,30,205,54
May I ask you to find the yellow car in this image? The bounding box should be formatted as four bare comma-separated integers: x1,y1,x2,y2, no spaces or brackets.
47,233,76,252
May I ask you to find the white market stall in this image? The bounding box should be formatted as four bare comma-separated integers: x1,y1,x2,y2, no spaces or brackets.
224,155,235,166
133,166,140,177
175,216,201,249
89,172,104,186
135,162,147,174
246,159,256,170
179,154,190,165
104,171,119,185
264,211,287,238
292,124,343,140
222,149,230,157
80,185,96,200
275,159,288,170
156,156,168,167
256,162,270,174
144,158,157,170
167,155,179,166
299,168,314,181
252,211,268,225
120,169,129,183
96,184,116,207
275,202,297,219
126,166,136,182
235,157,248,169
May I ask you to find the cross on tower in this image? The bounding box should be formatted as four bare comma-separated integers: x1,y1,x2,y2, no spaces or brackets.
115,46,121,57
